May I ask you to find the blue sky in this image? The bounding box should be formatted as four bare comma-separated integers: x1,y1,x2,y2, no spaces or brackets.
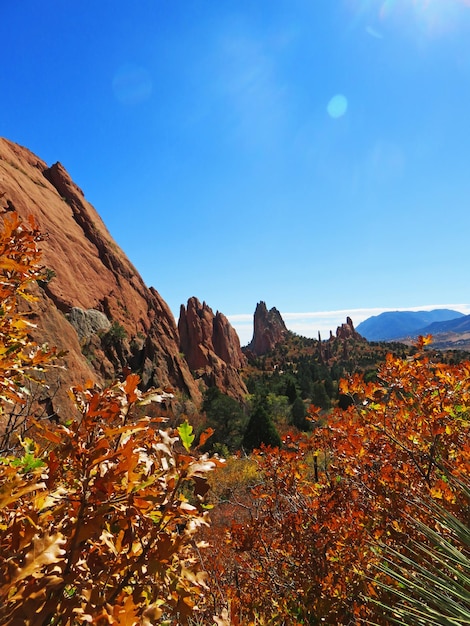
2,1,470,345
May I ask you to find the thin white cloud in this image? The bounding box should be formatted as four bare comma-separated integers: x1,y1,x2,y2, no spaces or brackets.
226,313,253,322
228,304,470,347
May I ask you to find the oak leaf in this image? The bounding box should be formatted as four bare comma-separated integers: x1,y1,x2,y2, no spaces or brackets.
13,532,66,584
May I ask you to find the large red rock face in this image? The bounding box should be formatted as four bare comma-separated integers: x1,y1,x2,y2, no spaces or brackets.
246,301,289,356
178,297,247,401
0,137,201,407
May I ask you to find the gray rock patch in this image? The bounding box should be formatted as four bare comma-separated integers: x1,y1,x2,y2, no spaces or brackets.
67,307,111,341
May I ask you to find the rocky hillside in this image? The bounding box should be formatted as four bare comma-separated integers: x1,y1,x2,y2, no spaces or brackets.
0,138,246,414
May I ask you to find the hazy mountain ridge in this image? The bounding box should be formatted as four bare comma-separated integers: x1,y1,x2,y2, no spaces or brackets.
410,314,470,350
356,309,464,341
419,314,470,335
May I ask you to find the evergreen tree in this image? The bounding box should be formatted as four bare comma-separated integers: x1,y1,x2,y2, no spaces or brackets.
311,381,331,410
291,397,309,430
243,402,281,451
324,374,335,398
284,377,298,404
203,388,247,451
297,362,313,399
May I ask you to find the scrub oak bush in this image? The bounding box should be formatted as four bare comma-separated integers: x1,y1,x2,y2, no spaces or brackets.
0,212,219,625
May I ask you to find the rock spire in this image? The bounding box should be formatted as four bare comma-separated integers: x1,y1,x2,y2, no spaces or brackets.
247,301,289,356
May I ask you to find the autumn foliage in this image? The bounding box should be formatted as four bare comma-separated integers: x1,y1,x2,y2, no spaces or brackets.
0,211,60,414
200,347,470,623
0,377,221,624
0,213,219,625
1,210,469,625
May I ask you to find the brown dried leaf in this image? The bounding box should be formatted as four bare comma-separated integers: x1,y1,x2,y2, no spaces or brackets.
0,478,46,510
13,532,66,584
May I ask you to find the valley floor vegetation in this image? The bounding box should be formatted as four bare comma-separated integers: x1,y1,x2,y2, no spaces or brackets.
0,211,469,625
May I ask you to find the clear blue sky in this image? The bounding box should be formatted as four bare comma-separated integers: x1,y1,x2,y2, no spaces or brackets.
2,1,470,345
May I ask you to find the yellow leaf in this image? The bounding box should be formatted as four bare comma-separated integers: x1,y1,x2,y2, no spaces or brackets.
391,520,403,532
430,487,443,499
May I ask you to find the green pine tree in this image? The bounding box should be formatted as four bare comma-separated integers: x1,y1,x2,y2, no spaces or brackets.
242,402,281,451
202,388,247,452
291,397,309,430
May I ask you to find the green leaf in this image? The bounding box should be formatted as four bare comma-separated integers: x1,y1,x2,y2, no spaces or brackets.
10,453,45,472
178,420,195,452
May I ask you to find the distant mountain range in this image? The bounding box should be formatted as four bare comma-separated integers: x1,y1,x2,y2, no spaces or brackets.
416,314,470,350
356,309,465,342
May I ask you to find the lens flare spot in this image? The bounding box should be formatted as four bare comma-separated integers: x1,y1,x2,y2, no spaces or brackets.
327,94,348,119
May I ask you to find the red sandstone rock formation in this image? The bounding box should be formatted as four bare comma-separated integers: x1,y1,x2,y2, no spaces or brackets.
178,297,247,401
317,316,365,364
0,137,201,409
246,301,289,356
334,316,364,341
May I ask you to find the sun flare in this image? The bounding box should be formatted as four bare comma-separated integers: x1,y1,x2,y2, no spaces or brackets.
350,0,470,36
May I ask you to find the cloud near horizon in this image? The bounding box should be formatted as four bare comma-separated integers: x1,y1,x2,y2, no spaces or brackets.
228,304,470,347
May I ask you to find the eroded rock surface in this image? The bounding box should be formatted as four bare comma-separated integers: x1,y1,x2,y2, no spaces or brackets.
178,297,247,401
67,308,111,341
0,137,201,404
335,316,363,341
246,301,289,356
